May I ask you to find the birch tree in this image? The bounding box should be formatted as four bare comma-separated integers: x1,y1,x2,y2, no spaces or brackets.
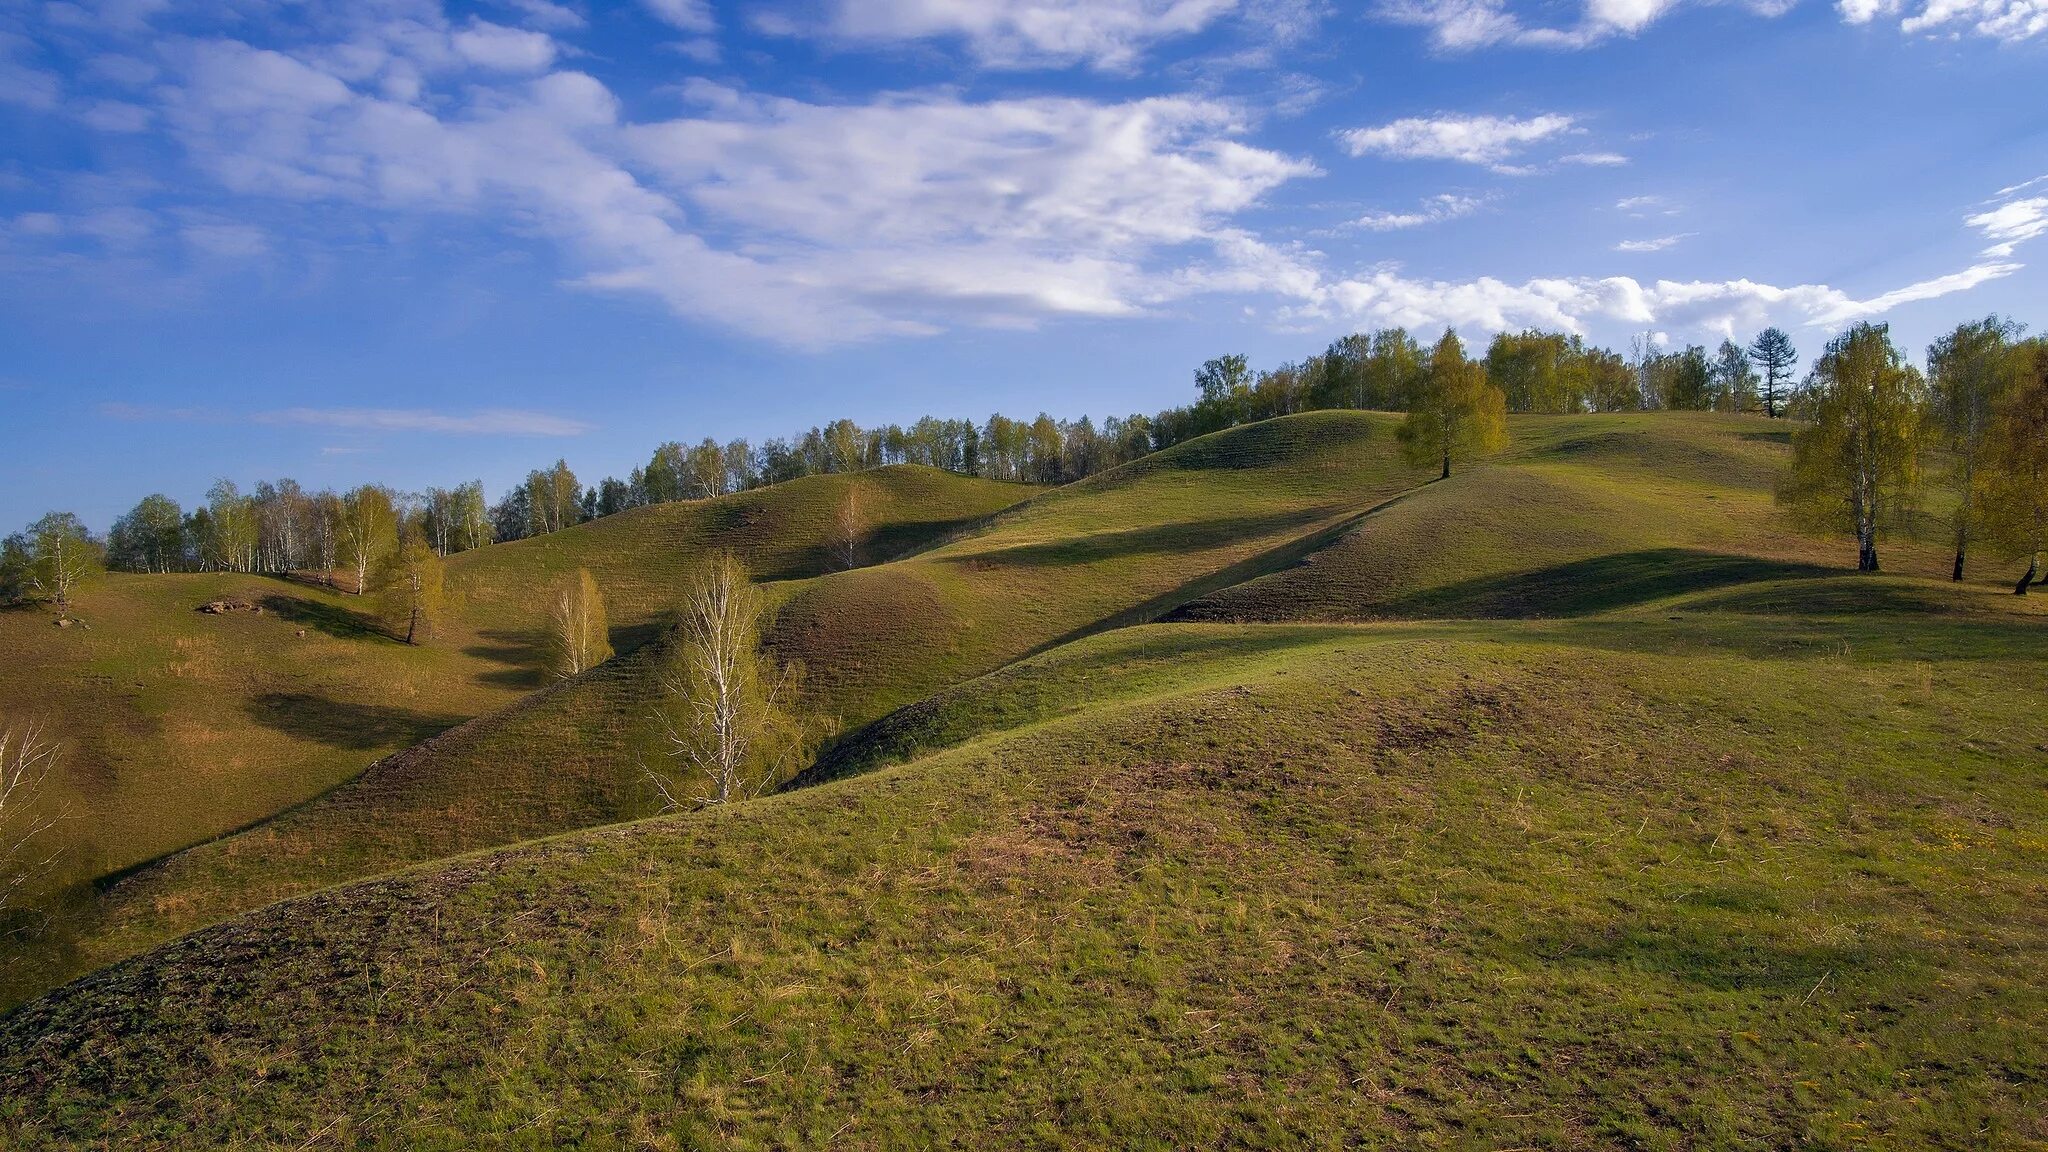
21,513,101,611
1927,317,2023,581
375,533,445,645
1,721,64,917
1399,329,1508,480
545,568,613,678
338,485,398,595
1984,343,2048,593
1777,323,1927,572
830,482,866,571
645,551,823,809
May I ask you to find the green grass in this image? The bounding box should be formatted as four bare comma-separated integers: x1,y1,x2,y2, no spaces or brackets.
4,595,2043,1148
0,416,1417,1008
1171,413,1994,623
5,411,2045,1147
0,469,1033,1001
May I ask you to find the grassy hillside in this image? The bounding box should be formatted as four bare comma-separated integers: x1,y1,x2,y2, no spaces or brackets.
0,416,1421,1008
767,411,1433,728
4,584,2043,1148
0,470,1030,957
1170,412,1980,624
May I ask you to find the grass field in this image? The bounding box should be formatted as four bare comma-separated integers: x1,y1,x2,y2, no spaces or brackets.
4,591,2042,1148
4,411,2044,1147
0,469,1031,989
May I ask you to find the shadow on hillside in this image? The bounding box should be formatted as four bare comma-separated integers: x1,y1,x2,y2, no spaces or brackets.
245,692,469,750
1525,918,1874,994
465,629,546,689
954,507,1337,570
256,593,381,639
1384,550,1836,618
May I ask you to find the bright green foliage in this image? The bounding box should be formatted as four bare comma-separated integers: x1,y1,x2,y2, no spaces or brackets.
338,484,398,594
376,535,446,645
1983,342,2048,593
8,513,103,610
1711,338,1760,413
1399,330,1509,479
1927,316,2025,581
1778,323,1928,572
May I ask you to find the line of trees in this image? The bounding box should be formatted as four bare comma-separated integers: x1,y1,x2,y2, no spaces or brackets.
1779,318,2046,585
13,315,2047,613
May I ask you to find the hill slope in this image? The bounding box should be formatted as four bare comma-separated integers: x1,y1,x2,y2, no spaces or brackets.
4,591,2043,1148
2,416,1422,1008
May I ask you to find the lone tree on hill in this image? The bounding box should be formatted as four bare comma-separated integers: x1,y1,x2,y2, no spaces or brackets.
831,482,867,571
645,551,825,809
1747,327,1798,418
4,513,103,612
1927,316,2024,581
1777,323,1926,572
1399,329,1508,480
545,568,613,678
338,485,398,595
1984,343,2048,593
375,533,445,645
1,721,65,918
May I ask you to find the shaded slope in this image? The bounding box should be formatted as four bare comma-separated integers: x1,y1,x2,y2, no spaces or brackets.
6,601,2045,1148
1166,413,1968,624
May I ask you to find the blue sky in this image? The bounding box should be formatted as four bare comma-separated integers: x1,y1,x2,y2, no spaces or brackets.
2,0,2043,531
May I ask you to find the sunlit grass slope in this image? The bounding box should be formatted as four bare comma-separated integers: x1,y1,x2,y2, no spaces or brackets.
1170,412,1977,624
767,411,1432,728
0,417,1418,1008
5,588,2043,1148
0,469,1032,995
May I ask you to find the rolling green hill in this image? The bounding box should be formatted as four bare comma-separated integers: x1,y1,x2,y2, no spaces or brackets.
0,468,1032,993
4,595,2042,1147
2,415,1424,1007
5,411,2044,1147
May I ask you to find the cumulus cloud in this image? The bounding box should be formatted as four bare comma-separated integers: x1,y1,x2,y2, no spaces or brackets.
776,0,1242,70
1351,193,1488,230
135,22,1316,344
1841,0,2047,40
1292,260,2022,341
1384,0,2042,50
1339,113,1575,168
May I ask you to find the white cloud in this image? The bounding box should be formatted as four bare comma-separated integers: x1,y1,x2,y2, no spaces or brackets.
499,0,587,31
451,21,559,72
1559,151,1627,167
781,0,1242,69
644,0,717,33
1352,193,1487,230
1381,0,1803,51
1339,113,1575,167
1615,233,1690,252
142,27,1317,344
1967,197,2048,257
1616,194,1678,215
78,98,152,132
1294,260,2022,340
1384,0,2044,48
1844,0,2047,39
180,221,269,258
